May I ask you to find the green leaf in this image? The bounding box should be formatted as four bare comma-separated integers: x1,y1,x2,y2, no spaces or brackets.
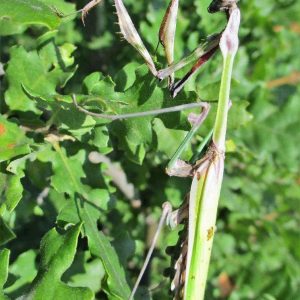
80,205,131,300
1,152,42,214
5,43,76,113
0,0,61,36
238,92,300,170
40,143,110,207
42,142,130,299
22,223,93,300
197,80,222,101
4,250,37,295
52,101,96,139
80,67,198,163
89,126,113,154
62,252,105,294
3,172,24,213
0,218,16,246
0,249,10,300
228,100,253,130
152,118,192,160
58,196,131,300
50,148,87,197
0,116,31,162
114,62,140,91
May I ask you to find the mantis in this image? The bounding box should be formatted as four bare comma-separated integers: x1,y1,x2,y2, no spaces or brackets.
72,0,240,299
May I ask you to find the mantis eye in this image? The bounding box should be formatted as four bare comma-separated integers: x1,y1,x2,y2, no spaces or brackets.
208,0,238,13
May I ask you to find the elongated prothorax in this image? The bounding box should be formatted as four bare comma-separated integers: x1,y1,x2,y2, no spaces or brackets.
213,8,240,151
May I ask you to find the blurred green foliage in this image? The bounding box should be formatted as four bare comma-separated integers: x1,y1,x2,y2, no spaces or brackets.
0,0,300,299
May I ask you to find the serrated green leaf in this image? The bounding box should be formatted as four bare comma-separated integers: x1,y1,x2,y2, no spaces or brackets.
82,208,131,300
89,126,112,154
0,116,31,162
4,172,24,213
44,141,130,298
80,67,198,163
50,148,87,196
153,118,191,159
58,196,131,300
0,218,16,246
0,249,10,300
1,152,41,214
54,103,96,139
22,223,93,300
114,62,140,91
62,252,105,294
0,0,60,36
5,44,76,112
228,100,253,130
4,250,37,296
238,92,300,169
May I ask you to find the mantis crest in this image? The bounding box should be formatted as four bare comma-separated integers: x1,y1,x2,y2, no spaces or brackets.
72,0,240,299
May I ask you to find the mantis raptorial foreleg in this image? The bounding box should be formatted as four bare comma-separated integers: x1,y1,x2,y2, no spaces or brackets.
156,34,221,82
158,0,179,88
81,0,103,24
80,0,158,76
157,0,238,97
77,0,224,96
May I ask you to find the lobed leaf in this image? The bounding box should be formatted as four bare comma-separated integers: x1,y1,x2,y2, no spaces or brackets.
0,249,10,300
22,223,94,300
0,0,60,36
0,116,31,162
5,43,76,113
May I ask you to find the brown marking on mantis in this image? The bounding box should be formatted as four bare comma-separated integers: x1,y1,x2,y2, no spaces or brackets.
190,47,219,72
171,45,219,97
207,226,214,241
159,0,179,87
159,0,174,46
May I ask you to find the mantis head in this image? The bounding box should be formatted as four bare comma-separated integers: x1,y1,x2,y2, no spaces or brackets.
208,0,238,14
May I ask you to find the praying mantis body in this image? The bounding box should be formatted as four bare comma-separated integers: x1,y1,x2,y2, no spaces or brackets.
72,0,240,299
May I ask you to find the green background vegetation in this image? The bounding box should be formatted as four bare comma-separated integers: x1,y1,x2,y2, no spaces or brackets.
0,0,299,299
